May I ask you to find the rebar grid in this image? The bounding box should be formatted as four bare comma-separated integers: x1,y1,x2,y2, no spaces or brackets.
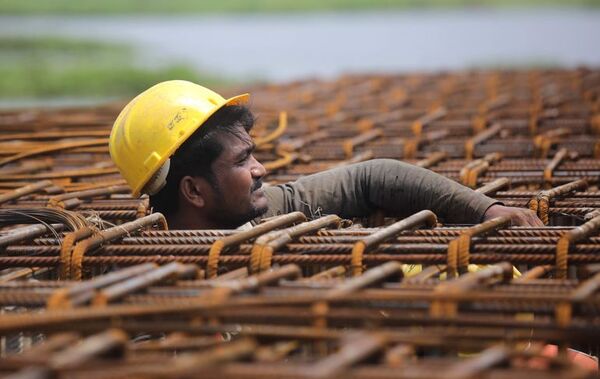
0,68,599,376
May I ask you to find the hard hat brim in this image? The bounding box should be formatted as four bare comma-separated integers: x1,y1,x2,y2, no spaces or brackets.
225,93,250,106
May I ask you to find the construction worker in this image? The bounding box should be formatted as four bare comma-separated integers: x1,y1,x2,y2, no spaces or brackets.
109,80,543,230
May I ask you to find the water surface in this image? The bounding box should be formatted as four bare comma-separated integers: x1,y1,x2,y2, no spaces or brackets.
1,8,599,81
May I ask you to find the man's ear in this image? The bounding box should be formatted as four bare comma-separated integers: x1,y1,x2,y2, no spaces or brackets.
179,176,209,208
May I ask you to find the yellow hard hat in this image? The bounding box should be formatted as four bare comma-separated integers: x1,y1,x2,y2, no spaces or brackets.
109,80,249,197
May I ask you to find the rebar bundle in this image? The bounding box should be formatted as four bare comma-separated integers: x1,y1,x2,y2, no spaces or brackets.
0,68,598,377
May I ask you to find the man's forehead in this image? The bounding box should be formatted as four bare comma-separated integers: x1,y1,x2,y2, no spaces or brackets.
217,128,253,153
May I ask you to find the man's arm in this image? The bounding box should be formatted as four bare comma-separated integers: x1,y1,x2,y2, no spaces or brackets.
261,159,542,225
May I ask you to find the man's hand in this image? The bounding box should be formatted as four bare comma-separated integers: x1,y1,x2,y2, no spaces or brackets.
483,204,544,227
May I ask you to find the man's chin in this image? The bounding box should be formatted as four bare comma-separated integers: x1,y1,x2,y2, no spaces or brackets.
253,200,269,217
252,189,267,204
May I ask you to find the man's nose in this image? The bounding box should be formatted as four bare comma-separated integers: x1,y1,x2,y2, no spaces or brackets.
250,156,266,178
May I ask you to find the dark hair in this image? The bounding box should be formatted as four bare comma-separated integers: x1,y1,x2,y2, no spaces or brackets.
149,105,255,216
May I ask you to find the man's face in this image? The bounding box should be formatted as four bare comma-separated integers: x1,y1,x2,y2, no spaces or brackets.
204,127,268,228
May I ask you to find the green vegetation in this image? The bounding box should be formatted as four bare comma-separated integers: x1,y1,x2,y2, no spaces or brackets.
0,37,223,99
0,0,598,14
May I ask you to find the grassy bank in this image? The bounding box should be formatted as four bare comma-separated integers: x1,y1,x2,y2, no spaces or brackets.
0,37,223,99
1,0,599,14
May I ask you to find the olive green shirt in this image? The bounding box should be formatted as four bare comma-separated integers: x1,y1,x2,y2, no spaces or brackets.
260,159,498,224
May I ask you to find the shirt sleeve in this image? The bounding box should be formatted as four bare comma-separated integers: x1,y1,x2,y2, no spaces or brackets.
260,159,499,224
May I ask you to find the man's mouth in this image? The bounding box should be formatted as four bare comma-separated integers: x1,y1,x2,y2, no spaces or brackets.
251,179,263,193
